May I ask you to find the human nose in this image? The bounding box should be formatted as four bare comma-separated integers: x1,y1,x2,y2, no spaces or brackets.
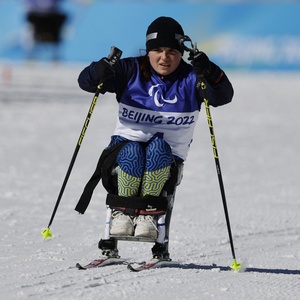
161,51,168,59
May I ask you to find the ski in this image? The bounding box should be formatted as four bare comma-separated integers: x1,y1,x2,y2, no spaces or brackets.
127,258,179,272
76,257,125,270
76,257,180,271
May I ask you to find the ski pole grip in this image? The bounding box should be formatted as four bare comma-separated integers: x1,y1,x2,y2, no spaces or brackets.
107,46,122,66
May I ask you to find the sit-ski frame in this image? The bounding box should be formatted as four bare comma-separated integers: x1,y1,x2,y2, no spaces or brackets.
104,191,176,257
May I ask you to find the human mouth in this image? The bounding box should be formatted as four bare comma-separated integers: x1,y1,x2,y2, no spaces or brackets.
160,63,170,68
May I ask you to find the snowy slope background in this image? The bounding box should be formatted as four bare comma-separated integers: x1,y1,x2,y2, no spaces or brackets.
0,62,299,299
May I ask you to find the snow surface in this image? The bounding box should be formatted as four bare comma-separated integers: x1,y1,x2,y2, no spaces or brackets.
0,62,299,299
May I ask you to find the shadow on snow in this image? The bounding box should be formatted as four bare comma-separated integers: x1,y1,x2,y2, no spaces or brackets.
169,263,300,275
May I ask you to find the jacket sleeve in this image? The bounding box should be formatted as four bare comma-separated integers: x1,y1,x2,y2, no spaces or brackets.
77,62,102,93
77,58,134,96
198,69,234,107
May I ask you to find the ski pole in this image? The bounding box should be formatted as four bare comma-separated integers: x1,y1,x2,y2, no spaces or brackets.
41,46,122,240
180,36,241,270
200,81,241,271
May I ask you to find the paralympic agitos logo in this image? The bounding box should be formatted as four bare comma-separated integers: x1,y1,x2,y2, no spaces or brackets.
148,84,178,107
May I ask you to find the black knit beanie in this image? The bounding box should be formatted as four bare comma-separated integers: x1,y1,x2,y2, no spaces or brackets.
146,16,184,54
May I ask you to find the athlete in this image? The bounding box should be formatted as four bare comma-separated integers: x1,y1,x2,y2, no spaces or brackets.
77,16,234,259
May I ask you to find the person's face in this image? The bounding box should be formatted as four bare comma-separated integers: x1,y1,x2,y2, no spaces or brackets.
148,47,182,76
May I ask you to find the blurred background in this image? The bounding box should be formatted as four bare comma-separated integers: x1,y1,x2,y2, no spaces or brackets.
1,0,300,70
